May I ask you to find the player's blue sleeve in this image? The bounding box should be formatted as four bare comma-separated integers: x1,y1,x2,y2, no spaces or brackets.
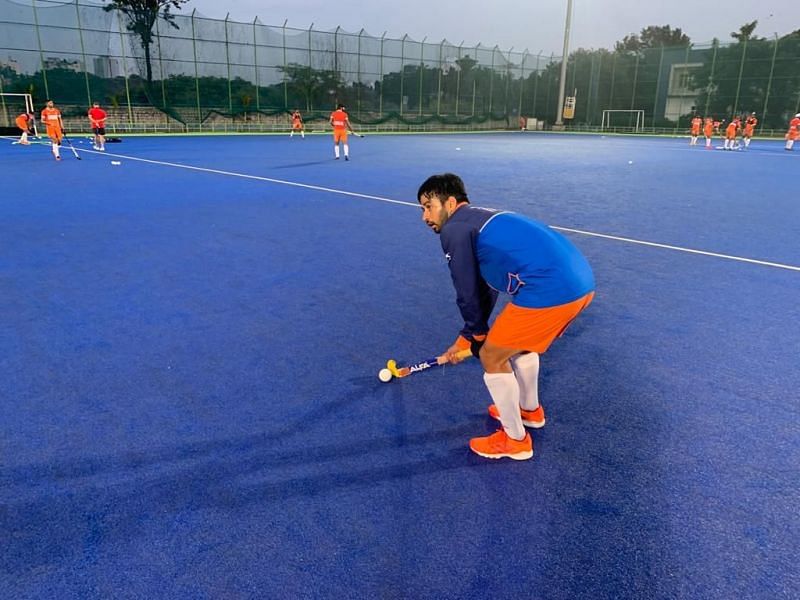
441,221,498,339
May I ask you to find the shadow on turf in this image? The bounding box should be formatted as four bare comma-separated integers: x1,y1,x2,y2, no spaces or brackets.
1,422,494,574
270,160,333,169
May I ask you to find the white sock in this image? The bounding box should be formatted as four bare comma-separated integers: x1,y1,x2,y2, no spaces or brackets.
52,143,60,157
483,372,525,440
706,138,711,147
344,143,349,157
290,131,293,137
20,132,28,143
511,352,540,411
334,145,340,158
301,131,304,138
788,140,794,150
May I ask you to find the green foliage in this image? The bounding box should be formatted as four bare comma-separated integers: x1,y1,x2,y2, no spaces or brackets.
103,0,190,83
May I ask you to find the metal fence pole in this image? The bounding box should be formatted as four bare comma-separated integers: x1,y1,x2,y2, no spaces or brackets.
399,34,407,115
437,40,444,116
760,34,779,131
608,52,617,109
629,53,639,117
253,17,260,111
281,20,288,110
31,0,49,99
733,37,748,115
74,0,91,105
418,36,426,115
155,14,167,108
379,31,386,117
531,54,540,117
518,49,527,120
704,40,718,117
357,28,363,117
652,45,665,127
224,13,232,114
307,23,313,110
489,45,497,113
455,41,463,116
190,9,201,126
116,10,133,125
472,43,479,115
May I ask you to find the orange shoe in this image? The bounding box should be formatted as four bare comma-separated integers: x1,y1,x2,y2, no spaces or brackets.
469,429,533,460
488,404,545,428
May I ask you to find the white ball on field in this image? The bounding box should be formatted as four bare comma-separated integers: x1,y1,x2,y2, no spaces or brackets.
628,160,633,164
378,368,392,383
455,147,461,151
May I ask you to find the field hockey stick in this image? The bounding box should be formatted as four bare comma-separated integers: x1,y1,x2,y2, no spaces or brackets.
61,132,81,160
383,348,473,381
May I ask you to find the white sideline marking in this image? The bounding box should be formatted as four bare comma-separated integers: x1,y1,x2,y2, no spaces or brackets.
3,137,798,272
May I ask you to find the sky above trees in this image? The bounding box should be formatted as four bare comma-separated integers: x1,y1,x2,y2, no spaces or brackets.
186,0,796,54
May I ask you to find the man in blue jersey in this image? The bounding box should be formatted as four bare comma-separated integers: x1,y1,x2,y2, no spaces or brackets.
418,173,595,460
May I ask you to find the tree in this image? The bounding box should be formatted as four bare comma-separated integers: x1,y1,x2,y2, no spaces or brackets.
730,20,761,42
615,25,691,53
103,0,190,84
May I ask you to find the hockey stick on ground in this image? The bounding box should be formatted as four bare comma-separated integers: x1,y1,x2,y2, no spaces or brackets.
61,132,81,160
384,348,473,380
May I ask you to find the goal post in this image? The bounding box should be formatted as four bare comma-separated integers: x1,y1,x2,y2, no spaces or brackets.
601,109,645,133
0,93,38,137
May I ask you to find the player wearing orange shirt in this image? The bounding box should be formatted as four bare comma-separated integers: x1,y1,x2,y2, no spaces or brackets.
689,115,702,145
15,112,34,145
88,102,107,151
41,100,64,160
785,113,800,151
741,113,757,149
290,109,304,138
723,118,740,151
703,117,714,148
329,103,354,161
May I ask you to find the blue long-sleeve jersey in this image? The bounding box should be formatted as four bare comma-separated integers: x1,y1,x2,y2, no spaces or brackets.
439,205,595,340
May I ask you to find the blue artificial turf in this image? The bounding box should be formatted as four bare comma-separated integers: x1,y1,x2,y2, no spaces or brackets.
1,132,798,598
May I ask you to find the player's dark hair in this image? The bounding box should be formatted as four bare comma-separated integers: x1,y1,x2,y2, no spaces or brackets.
417,173,470,204
337,103,345,110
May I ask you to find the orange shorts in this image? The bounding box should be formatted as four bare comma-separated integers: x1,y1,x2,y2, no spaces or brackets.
46,126,62,142
487,292,594,354
292,121,302,129
333,129,348,143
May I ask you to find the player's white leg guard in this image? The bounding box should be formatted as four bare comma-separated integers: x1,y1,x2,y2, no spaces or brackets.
344,143,349,157
334,145,340,158
483,372,525,440
511,352,540,411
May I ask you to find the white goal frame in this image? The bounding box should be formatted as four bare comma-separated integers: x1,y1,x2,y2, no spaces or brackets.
0,93,38,136
601,109,645,133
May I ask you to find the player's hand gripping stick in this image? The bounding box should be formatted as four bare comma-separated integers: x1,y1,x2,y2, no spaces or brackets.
379,348,473,382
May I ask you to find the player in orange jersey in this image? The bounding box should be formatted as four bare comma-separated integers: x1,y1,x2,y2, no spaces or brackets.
15,112,34,145
41,100,64,160
703,117,714,148
290,109,304,138
741,113,757,149
329,103,355,160
689,115,702,145
87,101,107,151
785,113,800,151
723,118,740,151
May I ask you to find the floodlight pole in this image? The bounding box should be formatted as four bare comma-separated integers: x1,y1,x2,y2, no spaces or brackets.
554,0,573,127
